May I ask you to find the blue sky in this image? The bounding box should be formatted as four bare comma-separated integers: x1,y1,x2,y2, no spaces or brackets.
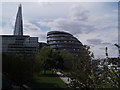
1,2,119,58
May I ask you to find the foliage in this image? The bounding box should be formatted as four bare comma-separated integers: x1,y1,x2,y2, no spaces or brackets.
68,45,120,88
3,45,119,88
52,51,64,69
2,54,34,85
68,45,95,88
35,46,64,73
102,58,120,88
34,46,52,72
59,51,74,70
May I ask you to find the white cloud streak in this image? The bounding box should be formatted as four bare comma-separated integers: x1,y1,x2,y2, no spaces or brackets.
24,20,47,42
1,2,118,58
38,3,118,58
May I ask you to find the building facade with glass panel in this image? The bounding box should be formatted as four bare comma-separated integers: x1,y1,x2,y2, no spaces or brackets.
1,35,38,55
47,31,83,56
1,4,39,55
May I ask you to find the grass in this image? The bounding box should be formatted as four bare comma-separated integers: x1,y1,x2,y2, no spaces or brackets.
63,71,71,76
27,70,68,88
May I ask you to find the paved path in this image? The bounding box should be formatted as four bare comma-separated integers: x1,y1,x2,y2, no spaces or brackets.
56,72,71,84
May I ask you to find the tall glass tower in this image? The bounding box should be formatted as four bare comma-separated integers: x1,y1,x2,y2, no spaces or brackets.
14,4,23,35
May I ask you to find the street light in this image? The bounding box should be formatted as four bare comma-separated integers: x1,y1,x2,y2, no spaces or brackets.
105,47,108,58
114,44,120,48
114,43,120,58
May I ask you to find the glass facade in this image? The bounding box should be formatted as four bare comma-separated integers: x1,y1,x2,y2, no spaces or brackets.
47,31,83,56
1,35,39,55
14,4,23,36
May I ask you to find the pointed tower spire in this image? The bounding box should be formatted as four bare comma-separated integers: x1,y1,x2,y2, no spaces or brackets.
14,4,23,35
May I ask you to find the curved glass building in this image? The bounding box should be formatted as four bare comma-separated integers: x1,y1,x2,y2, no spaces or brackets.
47,31,83,56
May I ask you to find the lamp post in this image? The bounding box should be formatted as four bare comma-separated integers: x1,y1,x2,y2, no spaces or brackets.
114,44,120,58
105,47,108,58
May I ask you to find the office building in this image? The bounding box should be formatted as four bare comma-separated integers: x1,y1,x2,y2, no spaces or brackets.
1,4,39,55
1,35,38,55
47,31,83,56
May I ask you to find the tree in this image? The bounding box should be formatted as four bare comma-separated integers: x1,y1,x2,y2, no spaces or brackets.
52,51,64,70
68,45,120,88
2,54,33,86
68,45,102,88
101,57,120,88
35,46,64,74
59,51,74,70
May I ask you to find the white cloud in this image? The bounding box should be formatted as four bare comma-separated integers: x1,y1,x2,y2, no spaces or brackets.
1,21,13,35
1,2,118,58
23,20,47,42
69,4,89,21
38,3,117,34
38,5,97,34
38,3,118,58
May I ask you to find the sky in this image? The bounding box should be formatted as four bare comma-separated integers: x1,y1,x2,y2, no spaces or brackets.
1,2,119,58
